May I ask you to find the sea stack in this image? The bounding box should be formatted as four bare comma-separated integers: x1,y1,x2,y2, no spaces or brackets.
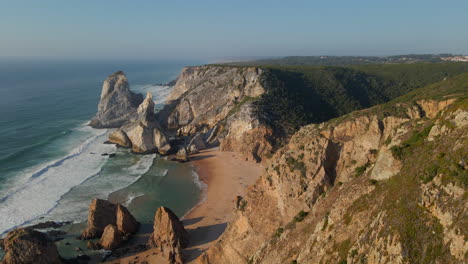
108,92,172,154
149,206,189,264
81,198,139,240
89,71,143,128
1,228,62,264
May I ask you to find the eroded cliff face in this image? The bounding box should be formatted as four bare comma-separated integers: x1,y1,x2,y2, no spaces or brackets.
197,97,467,264
158,66,273,161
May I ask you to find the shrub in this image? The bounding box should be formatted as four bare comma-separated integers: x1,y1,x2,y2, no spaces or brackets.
355,162,371,177
293,210,309,223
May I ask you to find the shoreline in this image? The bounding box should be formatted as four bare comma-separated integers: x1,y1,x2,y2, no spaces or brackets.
182,147,263,263
110,147,263,264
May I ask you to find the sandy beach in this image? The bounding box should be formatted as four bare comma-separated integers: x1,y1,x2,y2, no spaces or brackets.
182,147,263,262
106,147,262,264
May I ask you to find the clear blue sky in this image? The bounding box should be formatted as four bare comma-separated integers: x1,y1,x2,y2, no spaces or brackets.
1,0,467,60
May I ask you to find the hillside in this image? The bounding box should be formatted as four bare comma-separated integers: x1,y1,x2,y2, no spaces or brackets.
197,72,468,264
160,63,468,163
226,54,458,66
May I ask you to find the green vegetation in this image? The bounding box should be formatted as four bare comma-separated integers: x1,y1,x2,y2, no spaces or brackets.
343,99,468,263
390,124,434,160
293,210,308,223
227,54,453,66
355,162,371,177
286,156,307,177
251,63,468,138
273,227,284,238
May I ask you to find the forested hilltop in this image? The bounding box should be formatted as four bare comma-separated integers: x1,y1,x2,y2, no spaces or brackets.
226,54,465,66
208,63,468,143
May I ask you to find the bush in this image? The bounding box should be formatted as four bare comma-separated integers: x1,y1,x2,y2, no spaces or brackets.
293,211,309,223
355,162,371,177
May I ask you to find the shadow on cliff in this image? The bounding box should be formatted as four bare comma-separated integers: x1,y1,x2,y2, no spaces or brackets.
183,217,204,226
184,222,228,261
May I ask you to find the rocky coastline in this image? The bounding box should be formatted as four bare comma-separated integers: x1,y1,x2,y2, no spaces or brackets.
2,64,467,264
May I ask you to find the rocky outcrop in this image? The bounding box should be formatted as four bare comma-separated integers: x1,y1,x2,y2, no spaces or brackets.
187,133,206,154
1,228,61,264
219,103,274,162
149,207,189,264
81,199,138,240
82,199,117,239
89,71,143,128
116,204,139,235
157,66,271,161
197,98,466,264
174,147,189,162
108,92,171,154
99,225,123,250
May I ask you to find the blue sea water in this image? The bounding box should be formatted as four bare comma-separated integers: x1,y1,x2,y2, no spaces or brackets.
0,58,204,236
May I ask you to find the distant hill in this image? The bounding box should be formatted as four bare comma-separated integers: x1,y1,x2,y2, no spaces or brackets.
226,54,462,66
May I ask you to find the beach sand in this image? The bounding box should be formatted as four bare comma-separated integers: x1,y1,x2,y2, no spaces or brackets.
183,147,263,263
106,147,262,264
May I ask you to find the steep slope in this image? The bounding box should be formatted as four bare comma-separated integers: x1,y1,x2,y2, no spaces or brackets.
197,73,468,264
160,63,468,162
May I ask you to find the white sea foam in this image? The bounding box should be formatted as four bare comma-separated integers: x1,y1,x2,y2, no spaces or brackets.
182,167,208,219
0,129,114,235
132,84,173,106
42,153,156,224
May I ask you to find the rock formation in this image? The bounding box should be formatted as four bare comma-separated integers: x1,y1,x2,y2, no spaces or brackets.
149,207,189,264
197,96,468,264
89,71,143,128
108,92,171,154
116,204,139,235
174,147,188,162
187,133,206,154
81,199,138,240
99,224,123,250
157,66,272,161
1,228,61,264
81,198,118,239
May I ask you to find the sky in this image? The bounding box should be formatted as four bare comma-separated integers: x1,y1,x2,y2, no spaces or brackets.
1,0,467,60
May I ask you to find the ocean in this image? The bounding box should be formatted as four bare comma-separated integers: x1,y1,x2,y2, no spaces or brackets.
0,58,204,241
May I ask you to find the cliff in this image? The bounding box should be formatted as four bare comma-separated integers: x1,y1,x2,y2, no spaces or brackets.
197,73,468,264
157,65,273,161
158,63,468,162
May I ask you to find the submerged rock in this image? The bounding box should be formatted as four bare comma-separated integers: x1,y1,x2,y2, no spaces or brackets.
149,207,189,264
89,71,143,128
1,228,61,264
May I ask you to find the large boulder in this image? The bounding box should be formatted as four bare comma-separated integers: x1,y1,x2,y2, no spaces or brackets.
116,204,139,235
149,207,189,264
108,129,131,148
187,133,206,154
89,71,143,128
107,92,172,155
99,225,123,250
81,199,117,239
175,147,189,162
81,199,138,239
1,228,61,264
123,122,156,153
